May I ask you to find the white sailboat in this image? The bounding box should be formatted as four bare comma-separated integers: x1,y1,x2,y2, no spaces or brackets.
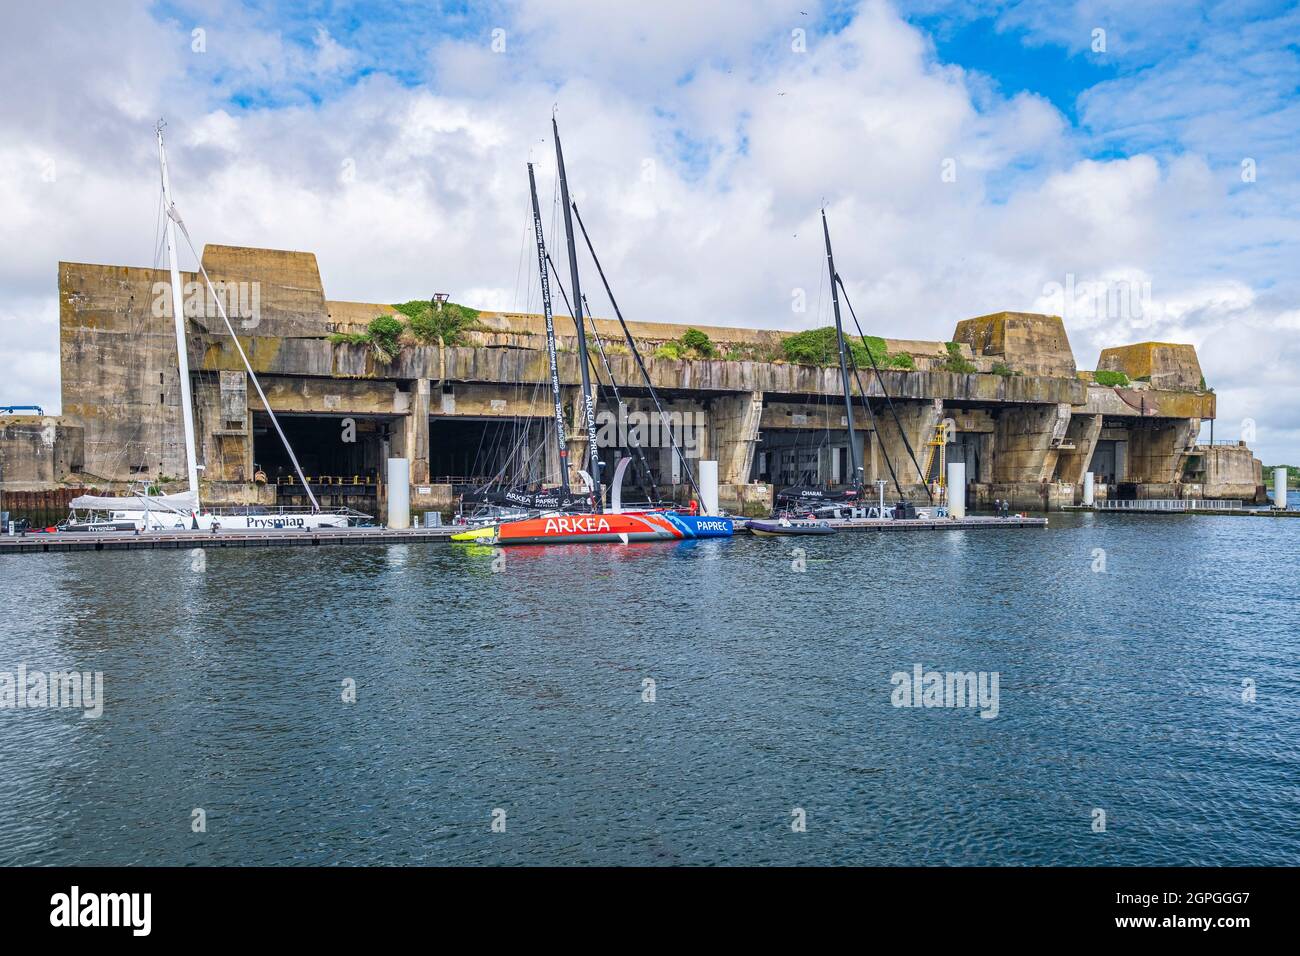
64,122,366,533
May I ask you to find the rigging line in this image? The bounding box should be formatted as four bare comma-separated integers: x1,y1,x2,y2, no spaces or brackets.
171,216,320,511
545,254,659,503
568,200,705,504
486,416,514,486
542,250,610,457
835,274,932,503
582,291,660,503
844,346,905,500
103,187,171,486
468,416,491,489
512,200,530,313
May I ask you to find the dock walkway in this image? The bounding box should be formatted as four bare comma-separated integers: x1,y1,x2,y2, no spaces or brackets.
812,515,1046,532
0,526,458,554
0,515,1046,554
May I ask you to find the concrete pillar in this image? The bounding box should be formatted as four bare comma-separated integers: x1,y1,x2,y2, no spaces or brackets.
699,460,719,515
386,457,410,528
1057,413,1102,485
1127,418,1199,484
407,378,431,484
1083,471,1095,506
875,402,938,494
993,404,1070,483
947,462,966,518
708,391,763,484
1274,467,1288,510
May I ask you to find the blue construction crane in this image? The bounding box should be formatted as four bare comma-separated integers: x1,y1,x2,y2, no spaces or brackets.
0,406,45,415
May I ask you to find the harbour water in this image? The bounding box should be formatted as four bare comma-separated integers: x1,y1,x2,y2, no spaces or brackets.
0,512,1296,866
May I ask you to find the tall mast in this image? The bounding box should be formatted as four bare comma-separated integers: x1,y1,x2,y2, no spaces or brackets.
527,162,570,493
159,123,322,512
156,123,201,501
569,202,705,505
823,208,862,490
581,292,660,504
552,116,604,510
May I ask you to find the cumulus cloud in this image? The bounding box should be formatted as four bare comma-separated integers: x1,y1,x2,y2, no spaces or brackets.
0,0,1295,461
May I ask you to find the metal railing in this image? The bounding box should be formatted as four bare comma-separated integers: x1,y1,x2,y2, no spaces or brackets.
1095,498,1242,511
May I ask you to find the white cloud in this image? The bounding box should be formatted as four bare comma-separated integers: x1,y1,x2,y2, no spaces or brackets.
0,0,1295,462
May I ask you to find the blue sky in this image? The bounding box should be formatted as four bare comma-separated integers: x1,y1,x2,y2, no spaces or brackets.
1,0,1298,461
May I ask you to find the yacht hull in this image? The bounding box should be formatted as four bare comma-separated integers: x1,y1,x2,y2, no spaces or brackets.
454,511,734,546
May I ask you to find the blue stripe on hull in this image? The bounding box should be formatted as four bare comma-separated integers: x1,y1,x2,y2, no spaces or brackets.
667,514,735,538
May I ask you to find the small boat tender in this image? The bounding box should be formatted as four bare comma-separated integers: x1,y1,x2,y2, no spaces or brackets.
748,517,836,537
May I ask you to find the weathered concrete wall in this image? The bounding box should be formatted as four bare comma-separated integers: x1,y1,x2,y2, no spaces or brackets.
198,336,1086,406
718,481,773,516
977,480,1075,512
34,246,1241,514
711,391,763,485
257,375,405,416
406,378,431,484
1055,413,1103,488
1126,418,1201,484
0,418,83,489
199,245,330,339
873,401,941,491
760,401,874,432
1186,442,1264,501
953,312,1076,378
1082,382,1214,419
59,261,196,482
993,403,1071,483
1098,342,1204,391
194,372,251,483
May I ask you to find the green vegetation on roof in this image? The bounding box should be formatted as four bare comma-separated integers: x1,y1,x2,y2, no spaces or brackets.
329,299,482,358
941,341,976,374
329,314,403,362
653,327,719,360
1094,369,1130,387
397,299,481,347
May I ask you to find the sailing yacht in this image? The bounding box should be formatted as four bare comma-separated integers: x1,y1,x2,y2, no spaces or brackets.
63,123,365,533
451,116,733,546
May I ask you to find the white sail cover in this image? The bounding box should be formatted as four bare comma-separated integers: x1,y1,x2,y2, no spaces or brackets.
69,491,198,513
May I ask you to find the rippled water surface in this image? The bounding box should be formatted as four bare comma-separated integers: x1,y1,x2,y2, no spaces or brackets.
1,513,1296,865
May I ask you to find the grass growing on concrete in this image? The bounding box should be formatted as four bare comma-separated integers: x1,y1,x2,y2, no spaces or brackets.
782,327,873,367
653,328,718,360
329,314,404,362
1094,369,1130,387
396,300,481,347
886,352,915,370
941,341,977,374
779,327,917,371
720,342,784,362
329,300,482,357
